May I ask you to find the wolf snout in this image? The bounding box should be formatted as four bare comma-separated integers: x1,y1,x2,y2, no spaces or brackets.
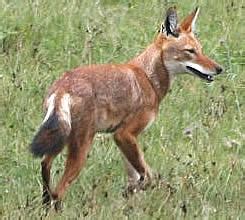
215,65,223,75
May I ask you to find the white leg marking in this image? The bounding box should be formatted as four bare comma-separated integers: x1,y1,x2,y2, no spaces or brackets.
59,93,71,129
124,156,141,184
143,114,155,132
42,93,56,124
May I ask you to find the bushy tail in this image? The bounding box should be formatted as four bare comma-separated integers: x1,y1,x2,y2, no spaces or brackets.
30,93,71,157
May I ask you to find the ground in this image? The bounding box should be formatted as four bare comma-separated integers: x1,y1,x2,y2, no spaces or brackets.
0,0,244,219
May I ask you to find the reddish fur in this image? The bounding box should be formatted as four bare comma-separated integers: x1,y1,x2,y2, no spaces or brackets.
195,54,220,70
31,7,223,210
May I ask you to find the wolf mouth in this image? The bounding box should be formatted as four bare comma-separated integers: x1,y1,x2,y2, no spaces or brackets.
186,66,214,82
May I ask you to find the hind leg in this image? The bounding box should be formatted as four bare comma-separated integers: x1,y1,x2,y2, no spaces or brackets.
41,154,58,207
51,130,94,211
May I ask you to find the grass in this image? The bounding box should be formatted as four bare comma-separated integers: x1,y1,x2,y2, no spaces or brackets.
0,0,244,219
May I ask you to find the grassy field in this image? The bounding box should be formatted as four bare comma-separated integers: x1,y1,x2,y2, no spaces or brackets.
0,0,244,219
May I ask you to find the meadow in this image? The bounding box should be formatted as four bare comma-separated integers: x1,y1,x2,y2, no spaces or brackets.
0,0,244,219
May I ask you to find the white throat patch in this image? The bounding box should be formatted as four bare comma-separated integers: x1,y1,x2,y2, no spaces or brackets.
164,60,185,84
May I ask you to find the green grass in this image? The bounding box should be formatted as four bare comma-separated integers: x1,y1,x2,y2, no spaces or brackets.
0,0,244,219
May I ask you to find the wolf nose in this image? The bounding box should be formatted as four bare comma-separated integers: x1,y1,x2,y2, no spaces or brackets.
215,66,223,74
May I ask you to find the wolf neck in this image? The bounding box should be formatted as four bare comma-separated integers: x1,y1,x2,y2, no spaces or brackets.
129,39,171,101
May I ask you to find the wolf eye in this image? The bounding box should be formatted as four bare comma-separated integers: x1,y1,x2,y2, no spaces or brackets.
184,48,196,54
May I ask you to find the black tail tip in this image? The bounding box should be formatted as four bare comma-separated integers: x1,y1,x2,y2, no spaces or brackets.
30,113,67,158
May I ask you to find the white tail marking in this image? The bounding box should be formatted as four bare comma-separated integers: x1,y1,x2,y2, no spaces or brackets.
59,93,72,129
42,93,56,124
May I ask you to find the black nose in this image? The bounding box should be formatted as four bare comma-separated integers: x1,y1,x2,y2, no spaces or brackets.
215,66,223,74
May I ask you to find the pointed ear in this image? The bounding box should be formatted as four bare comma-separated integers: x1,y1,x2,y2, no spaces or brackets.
162,6,179,37
180,7,200,33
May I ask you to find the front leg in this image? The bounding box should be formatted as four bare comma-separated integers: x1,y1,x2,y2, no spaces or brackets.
123,157,141,185
122,156,153,197
114,110,155,192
